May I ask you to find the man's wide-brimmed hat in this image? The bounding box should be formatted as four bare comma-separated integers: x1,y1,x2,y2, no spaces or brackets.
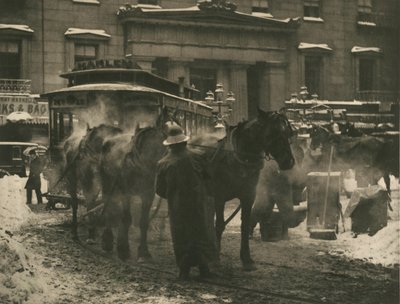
163,125,189,146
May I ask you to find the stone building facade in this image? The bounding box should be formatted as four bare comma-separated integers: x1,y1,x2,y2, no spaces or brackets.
0,0,398,123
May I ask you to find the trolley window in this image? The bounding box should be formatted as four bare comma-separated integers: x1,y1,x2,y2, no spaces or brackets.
12,146,22,160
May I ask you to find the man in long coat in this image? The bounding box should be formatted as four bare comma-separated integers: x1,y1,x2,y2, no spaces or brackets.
25,150,44,204
155,124,216,280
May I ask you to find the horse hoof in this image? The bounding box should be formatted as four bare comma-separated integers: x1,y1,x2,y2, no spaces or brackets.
242,262,257,271
86,238,96,245
117,245,130,260
102,242,113,252
137,256,153,263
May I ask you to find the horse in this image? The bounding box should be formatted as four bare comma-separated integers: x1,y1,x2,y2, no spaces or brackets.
190,109,295,270
63,124,123,240
309,124,399,193
249,135,311,241
99,108,173,260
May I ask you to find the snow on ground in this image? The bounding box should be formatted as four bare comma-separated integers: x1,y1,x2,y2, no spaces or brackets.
328,176,400,267
0,174,399,302
0,174,59,304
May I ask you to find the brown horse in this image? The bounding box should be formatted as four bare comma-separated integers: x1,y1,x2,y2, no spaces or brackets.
63,124,123,240
190,109,295,270
310,125,399,193
99,109,173,260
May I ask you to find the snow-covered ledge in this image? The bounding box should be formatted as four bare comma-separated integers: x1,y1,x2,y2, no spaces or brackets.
351,46,382,54
251,12,274,19
72,0,100,4
303,16,324,23
64,28,111,39
0,24,34,33
133,4,162,9
357,21,377,27
298,42,332,51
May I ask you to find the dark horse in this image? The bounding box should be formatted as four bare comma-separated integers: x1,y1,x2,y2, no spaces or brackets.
63,124,123,240
191,109,295,270
310,125,399,193
100,111,171,260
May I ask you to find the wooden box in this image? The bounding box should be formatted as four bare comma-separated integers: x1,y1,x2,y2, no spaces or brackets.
306,172,341,231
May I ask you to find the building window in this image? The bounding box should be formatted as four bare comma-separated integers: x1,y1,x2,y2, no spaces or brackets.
0,41,20,79
358,0,373,22
138,0,159,5
304,0,320,18
74,44,97,64
190,68,217,100
359,58,375,90
252,0,269,14
304,56,322,96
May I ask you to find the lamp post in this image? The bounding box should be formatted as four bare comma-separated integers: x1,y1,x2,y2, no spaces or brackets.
203,83,235,120
299,86,309,102
203,83,236,138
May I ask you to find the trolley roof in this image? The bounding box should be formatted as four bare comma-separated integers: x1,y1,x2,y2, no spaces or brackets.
42,83,212,111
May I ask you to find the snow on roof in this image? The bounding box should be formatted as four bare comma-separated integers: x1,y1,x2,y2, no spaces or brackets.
122,5,199,13
64,28,111,38
298,43,332,51
130,4,162,10
118,5,296,25
351,46,382,53
0,24,34,33
72,0,100,4
357,21,376,26
251,12,274,19
44,83,213,110
235,11,296,24
303,16,324,23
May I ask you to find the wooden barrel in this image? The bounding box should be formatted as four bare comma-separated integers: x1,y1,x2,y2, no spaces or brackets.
259,209,288,242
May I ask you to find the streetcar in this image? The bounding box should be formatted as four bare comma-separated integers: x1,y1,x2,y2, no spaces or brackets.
40,58,214,207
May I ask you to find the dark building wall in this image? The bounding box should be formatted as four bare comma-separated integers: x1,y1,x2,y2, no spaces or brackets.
266,0,399,102
0,0,127,95
1,0,398,116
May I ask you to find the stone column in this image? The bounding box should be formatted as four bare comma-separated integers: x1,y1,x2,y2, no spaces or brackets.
135,56,155,73
20,39,31,80
229,64,249,124
261,62,287,111
167,59,192,87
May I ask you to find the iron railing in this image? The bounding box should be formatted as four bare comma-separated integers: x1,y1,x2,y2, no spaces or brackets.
0,79,31,94
356,90,399,103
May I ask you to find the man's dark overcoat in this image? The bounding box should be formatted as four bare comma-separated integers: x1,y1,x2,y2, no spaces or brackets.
155,148,216,268
25,156,44,190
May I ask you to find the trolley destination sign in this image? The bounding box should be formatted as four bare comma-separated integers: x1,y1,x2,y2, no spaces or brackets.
49,93,88,108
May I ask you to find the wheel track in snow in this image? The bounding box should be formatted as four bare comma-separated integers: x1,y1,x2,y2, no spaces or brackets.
76,239,330,304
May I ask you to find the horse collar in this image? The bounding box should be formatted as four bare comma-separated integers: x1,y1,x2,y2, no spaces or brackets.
229,126,264,167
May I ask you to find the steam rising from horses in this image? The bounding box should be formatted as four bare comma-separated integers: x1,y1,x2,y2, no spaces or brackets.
65,95,160,145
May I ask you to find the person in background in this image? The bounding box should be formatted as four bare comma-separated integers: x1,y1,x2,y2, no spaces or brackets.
25,149,44,204
155,124,216,280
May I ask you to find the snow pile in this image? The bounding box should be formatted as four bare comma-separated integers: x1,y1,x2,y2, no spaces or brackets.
0,230,46,304
332,177,400,267
0,175,49,303
336,221,399,267
0,175,35,231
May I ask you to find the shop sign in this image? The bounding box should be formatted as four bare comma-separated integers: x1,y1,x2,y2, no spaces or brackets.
0,96,48,116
